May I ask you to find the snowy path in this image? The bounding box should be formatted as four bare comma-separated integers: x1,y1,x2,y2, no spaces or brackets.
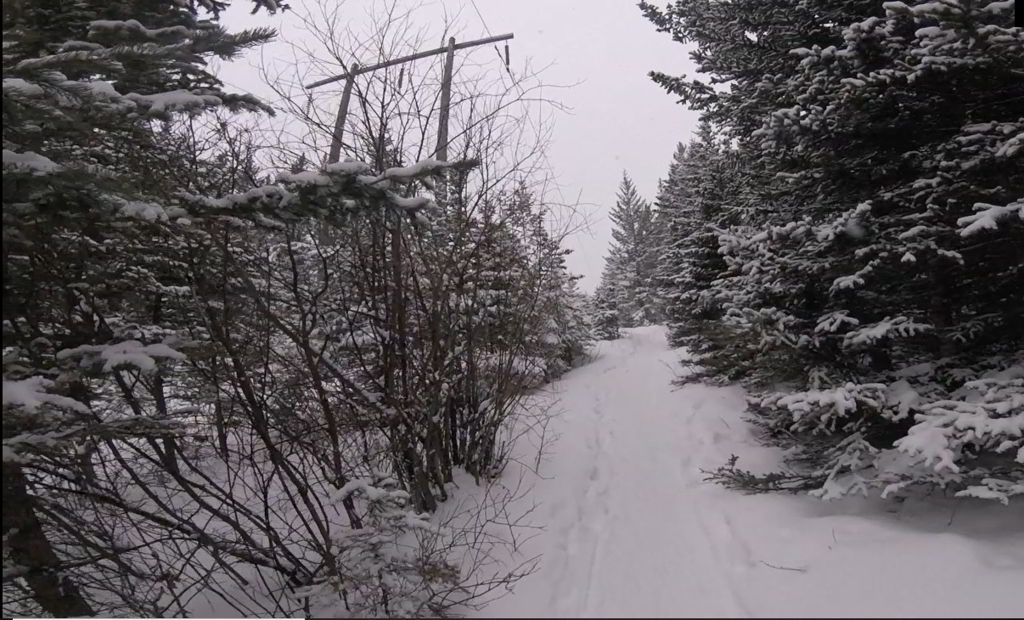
472,326,1024,618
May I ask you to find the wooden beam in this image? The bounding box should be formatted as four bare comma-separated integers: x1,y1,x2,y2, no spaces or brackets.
305,33,514,90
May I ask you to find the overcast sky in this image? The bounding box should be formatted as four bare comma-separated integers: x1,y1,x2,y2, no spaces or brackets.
223,0,699,292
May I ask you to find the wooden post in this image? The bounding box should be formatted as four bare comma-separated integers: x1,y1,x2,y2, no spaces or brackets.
306,34,513,167
435,37,456,163
327,64,358,165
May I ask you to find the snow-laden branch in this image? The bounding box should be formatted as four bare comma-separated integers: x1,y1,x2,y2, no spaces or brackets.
957,199,1024,237
177,156,478,224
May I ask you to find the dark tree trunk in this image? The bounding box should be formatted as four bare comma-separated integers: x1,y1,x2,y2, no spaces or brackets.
3,463,95,617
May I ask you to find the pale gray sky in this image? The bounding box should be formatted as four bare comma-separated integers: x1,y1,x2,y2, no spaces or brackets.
222,0,699,292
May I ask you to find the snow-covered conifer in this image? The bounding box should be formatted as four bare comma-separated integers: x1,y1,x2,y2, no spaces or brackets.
643,0,1023,502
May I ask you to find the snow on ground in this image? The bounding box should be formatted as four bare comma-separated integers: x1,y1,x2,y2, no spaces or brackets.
465,326,1024,618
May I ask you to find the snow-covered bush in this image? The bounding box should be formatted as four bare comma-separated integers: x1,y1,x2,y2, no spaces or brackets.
293,478,460,618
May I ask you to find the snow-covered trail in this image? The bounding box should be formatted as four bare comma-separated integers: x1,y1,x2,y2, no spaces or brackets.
474,326,1024,618
512,326,750,617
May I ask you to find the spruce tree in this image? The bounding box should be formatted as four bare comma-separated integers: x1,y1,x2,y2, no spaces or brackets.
644,0,1024,502
597,172,661,328
653,122,740,353
593,270,623,340
652,142,691,337
3,1,279,613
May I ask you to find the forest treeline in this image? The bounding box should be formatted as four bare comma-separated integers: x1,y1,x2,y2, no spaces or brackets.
596,0,1022,504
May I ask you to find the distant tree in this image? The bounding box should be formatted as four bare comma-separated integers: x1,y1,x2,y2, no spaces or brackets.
592,273,623,340
596,173,661,329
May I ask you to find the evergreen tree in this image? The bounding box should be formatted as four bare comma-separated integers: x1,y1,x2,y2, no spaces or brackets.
596,172,661,328
652,122,739,352
644,0,1024,502
2,1,279,614
592,269,623,340
651,142,690,329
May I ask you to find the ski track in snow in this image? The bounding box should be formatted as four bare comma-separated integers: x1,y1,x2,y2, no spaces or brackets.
472,326,1024,618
